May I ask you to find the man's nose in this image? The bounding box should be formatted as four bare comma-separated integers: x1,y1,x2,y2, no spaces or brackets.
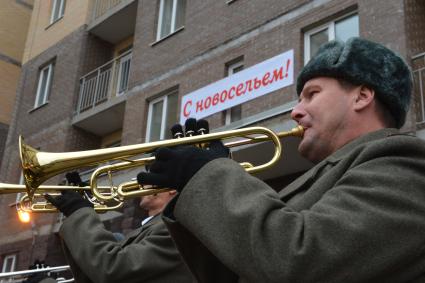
291,102,305,122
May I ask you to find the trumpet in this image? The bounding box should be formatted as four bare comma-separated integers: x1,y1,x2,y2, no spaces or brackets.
18,193,124,213
0,182,122,212
19,125,304,210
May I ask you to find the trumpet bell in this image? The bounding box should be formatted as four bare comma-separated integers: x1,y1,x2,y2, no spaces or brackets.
19,136,43,198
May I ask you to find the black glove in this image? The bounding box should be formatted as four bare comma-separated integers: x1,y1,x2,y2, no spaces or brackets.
45,190,93,217
23,260,50,283
170,117,210,138
137,141,228,192
65,171,88,187
137,118,228,192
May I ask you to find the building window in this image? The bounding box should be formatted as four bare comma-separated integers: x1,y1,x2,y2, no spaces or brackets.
156,0,186,40
304,13,359,63
101,130,122,148
34,63,54,108
413,60,425,125
50,0,66,23
146,90,178,141
1,254,17,273
116,51,132,96
224,61,244,125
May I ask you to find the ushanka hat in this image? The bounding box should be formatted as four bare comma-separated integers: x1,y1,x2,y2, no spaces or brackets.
297,37,412,128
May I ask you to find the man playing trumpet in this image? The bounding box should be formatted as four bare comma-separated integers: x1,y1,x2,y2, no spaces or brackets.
45,172,194,283
138,37,425,282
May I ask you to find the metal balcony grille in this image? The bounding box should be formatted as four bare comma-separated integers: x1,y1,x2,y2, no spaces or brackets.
92,0,125,21
75,50,132,115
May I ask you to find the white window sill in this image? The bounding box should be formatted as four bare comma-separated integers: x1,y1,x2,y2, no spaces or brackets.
29,102,49,113
150,26,185,47
46,15,64,30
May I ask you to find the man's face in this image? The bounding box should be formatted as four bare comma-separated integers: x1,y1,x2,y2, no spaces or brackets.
139,194,158,211
291,77,357,163
139,192,173,214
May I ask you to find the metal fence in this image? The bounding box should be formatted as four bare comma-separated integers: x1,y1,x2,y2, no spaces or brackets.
413,52,425,125
75,50,132,115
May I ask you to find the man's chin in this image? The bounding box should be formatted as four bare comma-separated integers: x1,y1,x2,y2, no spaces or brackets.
297,142,309,158
297,139,318,163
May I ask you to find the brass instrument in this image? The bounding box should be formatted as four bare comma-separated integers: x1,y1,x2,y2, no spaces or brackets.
18,193,123,212
0,182,101,194
0,264,72,282
19,125,304,210
112,125,304,200
0,182,122,212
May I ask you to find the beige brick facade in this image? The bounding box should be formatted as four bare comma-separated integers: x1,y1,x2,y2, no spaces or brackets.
0,0,33,176
22,0,91,63
0,61,21,124
0,1,32,62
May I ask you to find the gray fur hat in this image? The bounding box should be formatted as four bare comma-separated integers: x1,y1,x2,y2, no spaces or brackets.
296,37,412,128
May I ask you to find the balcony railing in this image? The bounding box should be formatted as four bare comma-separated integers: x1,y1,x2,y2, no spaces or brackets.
75,50,132,115
413,52,425,125
92,0,126,21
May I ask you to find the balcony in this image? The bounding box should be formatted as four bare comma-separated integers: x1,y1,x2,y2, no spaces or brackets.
88,0,137,44
412,52,425,128
72,50,132,136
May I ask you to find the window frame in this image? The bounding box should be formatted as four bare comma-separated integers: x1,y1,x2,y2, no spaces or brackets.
116,51,132,96
146,92,178,142
224,61,244,125
146,95,170,142
50,0,66,24
156,0,185,41
1,254,17,273
146,89,178,142
34,63,54,108
304,12,358,63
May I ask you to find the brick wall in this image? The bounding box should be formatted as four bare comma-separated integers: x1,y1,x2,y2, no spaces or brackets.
0,27,113,266
0,0,32,62
131,0,311,87
405,0,425,57
0,26,114,183
0,24,138,270
405,0,425,130
0,122,8,170
125,0,413,144
23,0,91,63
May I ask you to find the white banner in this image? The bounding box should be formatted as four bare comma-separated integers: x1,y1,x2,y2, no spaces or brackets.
180,49,294,124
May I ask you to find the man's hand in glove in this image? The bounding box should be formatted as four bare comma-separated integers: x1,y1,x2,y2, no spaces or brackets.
65,171,89,187
137,118,229,192
45,190,93,217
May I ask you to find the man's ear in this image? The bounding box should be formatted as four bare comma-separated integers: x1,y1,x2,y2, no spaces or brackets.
353,85,375,111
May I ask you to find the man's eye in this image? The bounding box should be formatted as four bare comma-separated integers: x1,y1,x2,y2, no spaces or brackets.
309,91,318,98
299,90,318,102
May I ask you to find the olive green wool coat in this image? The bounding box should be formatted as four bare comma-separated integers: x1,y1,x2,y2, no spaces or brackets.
61,210,194,283
164,128,425,283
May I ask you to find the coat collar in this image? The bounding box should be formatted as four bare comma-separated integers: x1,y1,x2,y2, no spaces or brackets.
140,213,161,230
121,214,161,246
325,128,399,163
279,128,399,200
